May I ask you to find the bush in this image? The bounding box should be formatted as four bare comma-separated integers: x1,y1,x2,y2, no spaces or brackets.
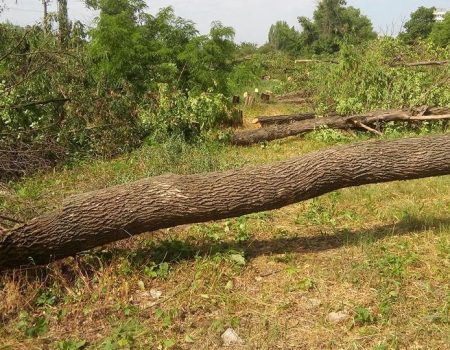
140,84,234,142
285,38,450,115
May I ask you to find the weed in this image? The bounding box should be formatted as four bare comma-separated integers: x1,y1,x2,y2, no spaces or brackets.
101,320,144,349
16,312,49,338
143,262,170,280
354,306,376,325
56,339,87,350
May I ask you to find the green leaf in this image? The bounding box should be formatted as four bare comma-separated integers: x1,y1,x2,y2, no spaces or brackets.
229,253,246,266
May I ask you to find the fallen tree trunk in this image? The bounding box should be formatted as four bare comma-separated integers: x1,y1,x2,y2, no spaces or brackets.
275,92,311,105
1,135,450,270
294,59,338,64
233,108,450,146
391,60,450,67
252,113,316,126
251,107,450,128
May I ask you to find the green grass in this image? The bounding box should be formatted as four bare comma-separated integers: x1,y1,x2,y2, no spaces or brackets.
1,103,449,349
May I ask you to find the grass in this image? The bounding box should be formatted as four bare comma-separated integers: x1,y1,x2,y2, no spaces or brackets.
1,103,449,349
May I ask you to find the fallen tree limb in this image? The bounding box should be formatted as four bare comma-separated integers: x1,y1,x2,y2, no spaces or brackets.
251,107,450,128
252,113,316,126
391,60,450,67
1,135,450,270
232,108,450,146
294,59,338,64
0,98,70,110
352,120,383,136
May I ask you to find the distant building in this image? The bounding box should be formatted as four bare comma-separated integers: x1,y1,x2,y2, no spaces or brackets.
433,9,448,22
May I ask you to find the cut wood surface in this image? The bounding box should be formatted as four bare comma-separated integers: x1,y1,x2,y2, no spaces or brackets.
1,134,450,270
233,107,450,146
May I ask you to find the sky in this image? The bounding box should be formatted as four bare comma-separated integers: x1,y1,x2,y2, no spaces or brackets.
0,0,448,44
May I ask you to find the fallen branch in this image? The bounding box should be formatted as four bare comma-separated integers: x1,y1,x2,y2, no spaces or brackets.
252,113,316,126
0,29,30,62
352,120,383,136
0,98,70,110
232,108,450,146
294,59,338,64
391,60,450,67
1,135,450,270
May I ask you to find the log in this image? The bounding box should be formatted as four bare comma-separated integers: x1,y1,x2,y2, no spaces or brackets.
391,60,450,67
294,59,338,64
252,107,450,128
232,108,450,146
252,113,316,126
1,135,450,270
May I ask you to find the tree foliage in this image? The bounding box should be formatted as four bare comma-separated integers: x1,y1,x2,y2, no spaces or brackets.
298,0,376,54
0,1,239,178
399,7,436,44
430,12,450,47
268,21,301,53
180,22,236,94
266,0,376,56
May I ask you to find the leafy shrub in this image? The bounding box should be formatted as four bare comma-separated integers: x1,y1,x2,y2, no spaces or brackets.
286,38,450,115
140,84,234,142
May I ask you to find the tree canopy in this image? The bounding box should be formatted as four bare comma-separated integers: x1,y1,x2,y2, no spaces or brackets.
266,0,377,56
430,12,450,47
399,6,436,44
268,21,301,53
298,0,376,54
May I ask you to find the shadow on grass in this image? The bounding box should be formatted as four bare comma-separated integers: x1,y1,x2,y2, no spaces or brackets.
2,215,449,281
124,215,450,265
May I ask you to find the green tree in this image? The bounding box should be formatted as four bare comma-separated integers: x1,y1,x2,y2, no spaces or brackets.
268,21,301,53
87,0,148,89
180,22,236,94
399,7,436,44
298,0,376,54
430,12,450,47
57,0,70,46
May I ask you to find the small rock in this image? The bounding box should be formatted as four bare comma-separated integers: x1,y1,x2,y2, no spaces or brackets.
255,276,263,282
221,328,244,347
150,289,162,299
327,311,350,324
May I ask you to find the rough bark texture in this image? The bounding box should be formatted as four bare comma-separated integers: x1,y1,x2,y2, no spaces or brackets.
252,113,316,126
1,135,450,270
233,108,450,146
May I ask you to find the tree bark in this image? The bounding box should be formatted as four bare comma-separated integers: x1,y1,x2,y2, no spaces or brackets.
233,109,450,146
391,60,450,67
1,135,450,270
252,113,316,126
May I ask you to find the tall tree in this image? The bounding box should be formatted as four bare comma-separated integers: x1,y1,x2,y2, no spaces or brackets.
57,0,70,45
400,7,436,44
430,12,450,47
87,0,148,88
268,21,301,53
180,22,236,94
298,0,376,54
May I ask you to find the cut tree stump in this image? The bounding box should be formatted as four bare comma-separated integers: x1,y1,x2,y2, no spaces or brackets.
233,108,450,146
1,135,450,270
